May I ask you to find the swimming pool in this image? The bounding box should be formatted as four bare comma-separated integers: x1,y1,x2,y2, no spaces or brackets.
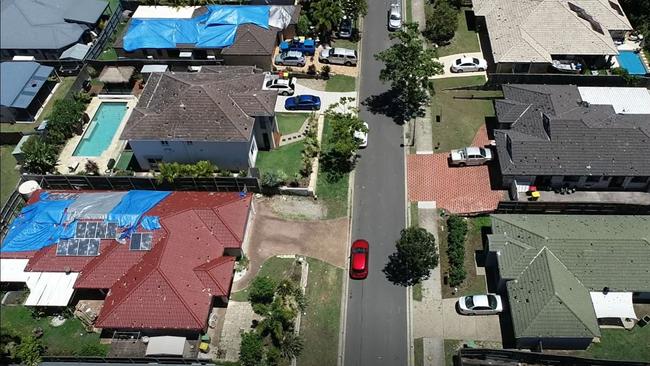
73,102,128,157
616,50,648,75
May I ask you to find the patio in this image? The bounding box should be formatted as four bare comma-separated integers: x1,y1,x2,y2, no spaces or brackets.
517,190,650,205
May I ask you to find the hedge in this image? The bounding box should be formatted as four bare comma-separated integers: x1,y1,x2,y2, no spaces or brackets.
446,215,468,286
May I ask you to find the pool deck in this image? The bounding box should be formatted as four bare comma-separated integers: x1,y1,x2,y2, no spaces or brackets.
615,39,650,74
57,96,137,174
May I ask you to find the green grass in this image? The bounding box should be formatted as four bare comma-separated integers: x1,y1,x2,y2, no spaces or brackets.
412,282,423,301
1,306,108,356
36,77,77,123
435,8,481,57
255,141,305,177
410,202,419,227
98,21,128,61
406,0,413,23
316,119,350,219
230,257,297,302
414,338,424,366
444,340,461,366
276,113,309,135
331,39,358,51
297,258,343,366
1,145,21,205
430,77,501,153
575,327,650,362
326,75,356,92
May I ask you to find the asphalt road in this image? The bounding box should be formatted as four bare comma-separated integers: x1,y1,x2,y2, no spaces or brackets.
343,1,408,365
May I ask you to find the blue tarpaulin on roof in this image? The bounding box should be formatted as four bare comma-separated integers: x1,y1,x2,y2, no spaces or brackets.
1,193,74,252
107,191,170,229
122,5,270,52
141,216,162,231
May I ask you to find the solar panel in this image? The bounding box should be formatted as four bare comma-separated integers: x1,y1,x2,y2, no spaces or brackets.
76,222,87,237
129,233,153,251
68,239,79,255
78,239,89,256
106,223,117,239
85,222,97,238
95,223,106,239
87,239,100,256
56,240,69,256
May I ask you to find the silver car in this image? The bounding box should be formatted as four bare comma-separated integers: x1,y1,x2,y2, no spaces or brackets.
388,3,402,31
275,50,306,67
318,47,358,66
449,147,493,166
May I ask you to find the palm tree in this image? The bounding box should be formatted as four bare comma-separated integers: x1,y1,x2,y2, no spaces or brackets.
309,0,343,39
279,332,303,359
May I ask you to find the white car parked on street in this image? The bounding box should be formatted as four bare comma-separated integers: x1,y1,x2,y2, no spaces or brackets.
457,294,503,315
388,3,402,31
450,57,488,73
354,122,369,148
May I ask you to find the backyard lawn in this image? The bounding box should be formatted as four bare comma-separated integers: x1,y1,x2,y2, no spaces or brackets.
575,326,650,362
1,145,20,205
37,76,77,123
326,75,356,93
317,118,350,219
434,9,481,57
0,305,108,356
230,256,298,302
439,215,490,298
297,258,343,366
255,141,304,177
430,76,501,152
98,21,128,61
276,112,310,135
331,39,358,51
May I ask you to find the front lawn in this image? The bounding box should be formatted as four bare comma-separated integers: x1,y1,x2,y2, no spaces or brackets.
255,140,305,177
326,75,356,92
277,112,310,135
435,9,481,57
331,39,358,51
1,145,20,205
230,256,298,302
430,76,501,152
414,338,424,366
37,76,77,123
575,326,650,362
316,119,350,219
297,258,343,366
0,306,108,356
440,216,490,298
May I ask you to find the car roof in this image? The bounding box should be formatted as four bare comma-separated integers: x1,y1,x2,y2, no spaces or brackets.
352,252,366,270
465,147,482,155
332,48,356,56
458,57,475,63
298,95,317,101
471,295,490,307
285,50,303,57
273,78,291,86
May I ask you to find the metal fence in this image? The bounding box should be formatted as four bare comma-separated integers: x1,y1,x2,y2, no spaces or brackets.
458,348,649,366
496,201,650,215
20,174,261,193
488,73,650,87
86,2,123,61
0,190,25,241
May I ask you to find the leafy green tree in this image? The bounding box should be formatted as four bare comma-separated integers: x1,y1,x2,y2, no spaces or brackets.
309,0,343,38
424,0,459,45
15,336,42,366
342,0,368,20
297,14,311,36
620,0,650,51
375,23,443,122
320,99,367,179
278,332,303,359
383,227,439,286
239,331,264,366
261,170,288,188
248,276,276,307
193,160,217,177
21,137,58,174
46,99,86,145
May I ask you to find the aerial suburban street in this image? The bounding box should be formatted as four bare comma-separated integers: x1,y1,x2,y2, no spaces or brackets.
343,0,408,365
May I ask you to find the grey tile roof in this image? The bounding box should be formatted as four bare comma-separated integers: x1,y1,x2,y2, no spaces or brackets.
473,0,631,63
220,25,279,56
1,0,107,50
120,66,276,142
495,84,650,176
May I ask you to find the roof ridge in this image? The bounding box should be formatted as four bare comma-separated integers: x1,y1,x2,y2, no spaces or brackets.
561,1,619,53
74,241,119,286
213,197,248,242
193,256,231,295
201,85,251,140
157,268,205,328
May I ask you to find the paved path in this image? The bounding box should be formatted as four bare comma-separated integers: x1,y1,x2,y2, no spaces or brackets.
217,301,261,361
232,198,347,291
274,83,356,113
430,52,487,80
412,0,426,31
343,1,408,365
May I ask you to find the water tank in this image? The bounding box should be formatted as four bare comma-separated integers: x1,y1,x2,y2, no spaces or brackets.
18,180,41,200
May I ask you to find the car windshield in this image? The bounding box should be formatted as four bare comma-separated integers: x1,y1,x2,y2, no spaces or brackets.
265,80,273,87
390,14,401,20
465,297,474,308
458,150,466,158
352,247,365,254
479,148,487,157
488,295,497,309
455,59,462,65
473,58,480,64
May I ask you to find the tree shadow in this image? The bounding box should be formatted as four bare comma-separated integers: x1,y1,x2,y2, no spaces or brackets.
382,253,412,287
362,89,409,125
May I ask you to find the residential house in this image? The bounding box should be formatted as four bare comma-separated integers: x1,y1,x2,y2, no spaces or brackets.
113,5,300,70
0,0,109,61
472,0,632,73
1,62,55,122
494,84,650,191
0,190,252,335
120,66,278,171
487,214,650,349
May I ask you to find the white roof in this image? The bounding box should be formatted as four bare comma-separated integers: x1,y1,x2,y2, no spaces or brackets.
145,336,186,356
333,48,356,56
473,0,631,63
590,292,637,320
141,65,169,73
132,6,199,19
578,87,650,114
12,56,36,61
0,258,78,307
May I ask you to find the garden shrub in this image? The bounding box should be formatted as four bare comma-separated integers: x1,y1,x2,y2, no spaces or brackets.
446,215,468,286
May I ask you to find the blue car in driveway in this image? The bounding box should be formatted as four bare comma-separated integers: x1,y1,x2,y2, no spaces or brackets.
284,95,321,111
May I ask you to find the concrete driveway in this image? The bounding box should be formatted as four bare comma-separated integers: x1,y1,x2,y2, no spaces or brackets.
274,82,356,113
430,52,487,80
442,298,502,341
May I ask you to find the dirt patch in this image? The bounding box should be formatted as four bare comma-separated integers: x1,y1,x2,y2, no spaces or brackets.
234,197,348,291
268,195,325,220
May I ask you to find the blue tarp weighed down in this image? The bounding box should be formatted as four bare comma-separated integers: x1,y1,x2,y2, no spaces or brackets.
1,193,75,252
141,216,162,231
107,191,170,230
123,5,270,52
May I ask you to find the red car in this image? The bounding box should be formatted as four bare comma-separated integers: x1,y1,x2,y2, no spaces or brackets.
349,239,369,279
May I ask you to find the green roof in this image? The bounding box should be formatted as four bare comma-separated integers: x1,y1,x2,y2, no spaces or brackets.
507,248,600,339
489,215,650,292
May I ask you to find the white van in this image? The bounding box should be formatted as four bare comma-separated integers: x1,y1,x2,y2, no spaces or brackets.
318,47,358,66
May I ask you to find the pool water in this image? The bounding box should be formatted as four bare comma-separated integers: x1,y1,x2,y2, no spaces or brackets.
616,50,648,75
73,102,127,157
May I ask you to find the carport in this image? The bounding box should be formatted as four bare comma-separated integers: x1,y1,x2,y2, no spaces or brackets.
590,291,637,329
